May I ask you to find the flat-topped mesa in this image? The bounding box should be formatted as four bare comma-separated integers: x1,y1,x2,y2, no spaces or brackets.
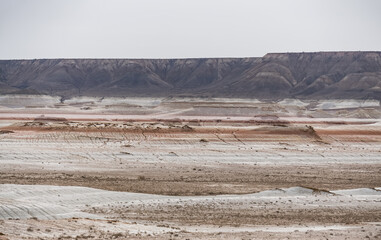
263,51,381,59
0,51,380,100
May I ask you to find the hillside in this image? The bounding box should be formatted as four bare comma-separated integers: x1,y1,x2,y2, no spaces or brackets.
0,52,380,99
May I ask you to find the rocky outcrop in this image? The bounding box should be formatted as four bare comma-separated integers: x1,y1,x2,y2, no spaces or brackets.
0,52,380,99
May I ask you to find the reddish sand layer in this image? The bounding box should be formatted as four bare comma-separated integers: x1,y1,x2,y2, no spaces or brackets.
0,105,380,239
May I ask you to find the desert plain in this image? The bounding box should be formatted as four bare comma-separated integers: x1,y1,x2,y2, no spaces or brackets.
0,95,380,239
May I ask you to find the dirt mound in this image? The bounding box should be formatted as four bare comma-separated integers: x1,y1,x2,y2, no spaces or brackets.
0,130,14,134
254,125,322,140
33,115,68,122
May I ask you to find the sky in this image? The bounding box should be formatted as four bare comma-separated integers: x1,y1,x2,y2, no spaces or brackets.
0,0,380,59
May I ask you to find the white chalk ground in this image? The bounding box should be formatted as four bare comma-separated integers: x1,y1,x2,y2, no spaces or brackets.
183,225,357,233
0,127,380,176
0,97,380,238
316,99,380,110
0,95,378,108
0,95,380,120
0,95,61,108
0,184,168,220
0,184,380,237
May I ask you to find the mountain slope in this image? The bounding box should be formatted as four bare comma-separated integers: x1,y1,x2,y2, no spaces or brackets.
0,52,380,99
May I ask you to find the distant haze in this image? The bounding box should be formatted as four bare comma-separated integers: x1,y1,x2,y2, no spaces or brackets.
0,0,380,59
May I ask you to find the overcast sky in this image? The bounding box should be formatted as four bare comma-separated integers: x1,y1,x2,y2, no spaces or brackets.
0,0,380,59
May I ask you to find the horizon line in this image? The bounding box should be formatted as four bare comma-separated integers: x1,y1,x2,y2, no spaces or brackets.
1,51,381,61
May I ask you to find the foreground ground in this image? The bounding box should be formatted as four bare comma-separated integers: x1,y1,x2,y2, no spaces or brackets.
0,96,380,239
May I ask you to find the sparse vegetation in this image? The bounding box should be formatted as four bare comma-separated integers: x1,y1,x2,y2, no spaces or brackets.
138,175,146,180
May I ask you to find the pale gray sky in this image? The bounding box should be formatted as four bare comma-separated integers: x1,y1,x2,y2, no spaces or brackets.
0,0,380,59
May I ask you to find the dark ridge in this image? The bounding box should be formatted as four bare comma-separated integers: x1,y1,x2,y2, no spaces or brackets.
0,52,380,100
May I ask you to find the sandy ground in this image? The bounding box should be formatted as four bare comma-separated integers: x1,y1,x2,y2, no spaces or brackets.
0,96,380,239
0,184,380,239
0,120,380,195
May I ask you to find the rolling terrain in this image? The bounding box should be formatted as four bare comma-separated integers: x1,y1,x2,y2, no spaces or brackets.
0,97,380,239
1,51,381,239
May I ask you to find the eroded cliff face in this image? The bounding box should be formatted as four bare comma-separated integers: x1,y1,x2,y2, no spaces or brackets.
0,52,380,99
